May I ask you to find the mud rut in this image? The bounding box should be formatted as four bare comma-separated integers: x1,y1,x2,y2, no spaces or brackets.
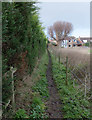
46,49,63,118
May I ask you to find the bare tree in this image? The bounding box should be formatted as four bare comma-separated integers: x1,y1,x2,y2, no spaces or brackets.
63,22,73,39
48,21,73,42
53,21,64,40
48,26,56,40
48,26,54,38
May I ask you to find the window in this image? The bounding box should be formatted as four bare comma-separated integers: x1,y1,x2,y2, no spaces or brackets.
73,40,76,42
73,44,76,47
69,45,71,47
77,40,80,44
69,40,71,42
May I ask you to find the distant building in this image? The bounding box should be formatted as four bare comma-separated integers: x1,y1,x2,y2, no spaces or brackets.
79,36,92,43
61,36,83,48
49,36,92,48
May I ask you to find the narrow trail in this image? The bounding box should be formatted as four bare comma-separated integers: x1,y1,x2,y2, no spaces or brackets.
46,49,63,118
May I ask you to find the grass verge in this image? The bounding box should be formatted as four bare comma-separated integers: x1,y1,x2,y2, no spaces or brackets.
30,51,49,118
51,54,91,118
14,51,49,119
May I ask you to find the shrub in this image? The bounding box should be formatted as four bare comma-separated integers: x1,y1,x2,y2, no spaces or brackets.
2,1,47,116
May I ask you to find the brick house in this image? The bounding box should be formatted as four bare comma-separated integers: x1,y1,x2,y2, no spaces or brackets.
61,36,83,48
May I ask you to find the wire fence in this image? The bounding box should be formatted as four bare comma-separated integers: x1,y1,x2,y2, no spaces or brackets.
2,46,91,112
49,46,91,100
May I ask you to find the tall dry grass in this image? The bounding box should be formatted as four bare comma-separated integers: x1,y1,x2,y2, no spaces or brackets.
49,45,90,92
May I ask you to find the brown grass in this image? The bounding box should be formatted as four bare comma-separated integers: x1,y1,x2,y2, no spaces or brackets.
49,45,90,70
15,58,42,114
49,45,90,90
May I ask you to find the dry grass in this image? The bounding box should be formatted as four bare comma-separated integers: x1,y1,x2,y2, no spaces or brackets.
49,45,90,70
15,56,44,113
49,45,90,90
15,52,49,116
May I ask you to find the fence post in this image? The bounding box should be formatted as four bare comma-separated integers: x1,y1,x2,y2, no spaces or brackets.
85,74,87,98
66,56,68,85
10,67,17,112
54,51,56,60
73,78,75,88
58,53,60,64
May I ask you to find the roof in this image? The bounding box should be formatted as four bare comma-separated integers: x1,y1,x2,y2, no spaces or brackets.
64,36,71,40
80,37,92,42
77,40,82,44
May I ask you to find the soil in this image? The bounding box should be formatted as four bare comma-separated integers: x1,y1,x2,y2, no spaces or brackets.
46,49,63,118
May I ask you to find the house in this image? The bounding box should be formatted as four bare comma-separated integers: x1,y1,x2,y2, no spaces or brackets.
76,37,83,46
61,36,71,48
79,37,92,46
61,36,83,48
79,37,92,43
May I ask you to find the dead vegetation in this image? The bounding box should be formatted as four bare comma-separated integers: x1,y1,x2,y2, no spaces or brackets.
15,58,42,114
50,45,90,70
49,45,90,96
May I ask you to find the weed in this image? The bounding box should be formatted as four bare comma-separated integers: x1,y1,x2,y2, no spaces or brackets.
30,52,49,118
30,96,47,119
51,54,91,118
14,109,29,119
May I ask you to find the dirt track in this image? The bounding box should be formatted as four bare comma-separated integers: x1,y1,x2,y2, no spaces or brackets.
46,49,62,118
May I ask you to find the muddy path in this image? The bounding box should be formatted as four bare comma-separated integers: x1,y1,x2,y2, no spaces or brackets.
46,49,63,118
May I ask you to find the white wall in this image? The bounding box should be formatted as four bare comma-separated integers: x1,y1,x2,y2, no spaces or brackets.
61,40,68,48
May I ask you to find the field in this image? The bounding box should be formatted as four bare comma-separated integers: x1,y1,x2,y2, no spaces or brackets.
49,45,90,70
49,45,90,90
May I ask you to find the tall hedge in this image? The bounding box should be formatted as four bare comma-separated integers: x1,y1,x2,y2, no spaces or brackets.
2,2,47,104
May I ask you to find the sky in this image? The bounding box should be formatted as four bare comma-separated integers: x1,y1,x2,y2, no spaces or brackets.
37,2,90,38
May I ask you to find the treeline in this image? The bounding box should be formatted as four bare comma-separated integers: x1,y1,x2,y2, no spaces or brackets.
2,2,47,106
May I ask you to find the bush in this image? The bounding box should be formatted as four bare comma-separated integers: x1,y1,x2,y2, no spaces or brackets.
2,1,47,115
84,42,90,47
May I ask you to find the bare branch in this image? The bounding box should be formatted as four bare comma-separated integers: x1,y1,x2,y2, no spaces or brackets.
64,22,73,38
48,21,73,42
48,26,54,38
53,21,64,40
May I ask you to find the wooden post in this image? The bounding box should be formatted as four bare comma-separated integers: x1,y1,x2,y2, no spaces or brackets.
54,51,56,60
10,67,17,112
85,75,87,98
58,53,60,64
66,56,68,85
73,78,75,88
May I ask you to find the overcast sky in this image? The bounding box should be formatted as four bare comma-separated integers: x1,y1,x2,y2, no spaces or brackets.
37,2,90,38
